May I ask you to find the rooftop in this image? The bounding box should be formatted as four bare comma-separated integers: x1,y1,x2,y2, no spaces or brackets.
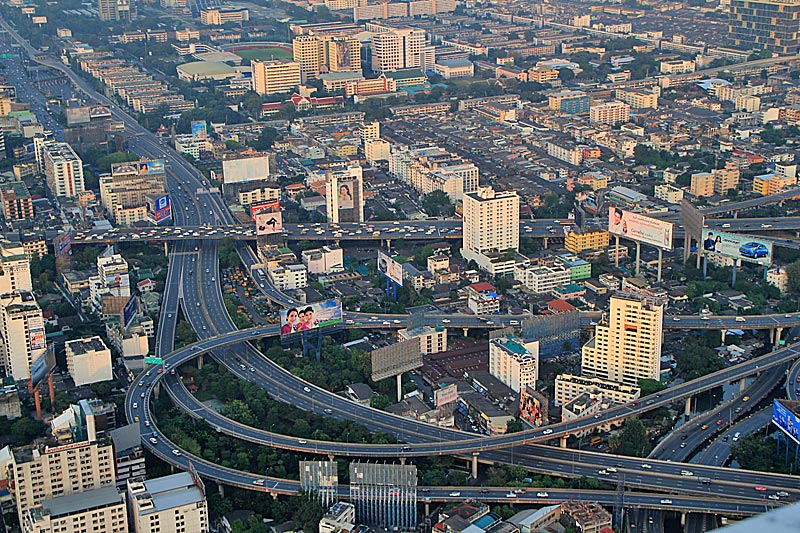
40,485,122,518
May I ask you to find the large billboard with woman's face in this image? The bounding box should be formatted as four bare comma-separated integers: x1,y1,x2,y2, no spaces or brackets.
608,206,674,250
280,299,343,336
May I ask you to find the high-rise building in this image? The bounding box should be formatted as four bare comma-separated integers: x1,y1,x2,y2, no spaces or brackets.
729,0,800,54
712,163,740,195
370,27,426,72
489,335,539,393
325,163,365,223
1,182,34,221
42,142,85,198
127,472,209,533
581,295,664,386
65,337,113,386
461,187,519,274
0,291,45,381
293,34,362,81
21,485,127,533
99,160,166,226
548,90,591,114
389,145,479,202
251,60,302,95
89,253,130,311
589,101,631,125
0,240,32,293
10,438,116,522
97,0,133,21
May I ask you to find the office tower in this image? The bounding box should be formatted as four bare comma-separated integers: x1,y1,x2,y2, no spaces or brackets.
489,335,539,393
99,160,166,225
461,187,519,274
370,28,426,72
127,472,209,533
0,241,32,293
325,163,364,223
65,337,113,386
0,291,45,381
293,34,362,81
10,438,116,522
97,0,132,21
42,142,85,198
581,295,664,386
729,0,800,54
251,60,302,95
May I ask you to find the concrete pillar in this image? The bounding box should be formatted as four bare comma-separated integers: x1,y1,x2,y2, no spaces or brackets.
34,388,41,420
385,239,391,252
270,492,279,499
681,512,687,526
543,237,548,249
770,328,775,344
733,211,738,219
559,436,568,448
399,457,406,465
740,378,746,393
684,233,690,263
218,484,225,497
721,329,727,343
463,327,469,337
425,502,430,516
48,374,55,406
685,396,692,417
471,452,479,479
198,354,204,370
615,235,620,267
776,327,784,349
164,241,168,256
635,241,641,276
154,382,161,399
657,248,663,282
396,373,403,402
327,454,334,462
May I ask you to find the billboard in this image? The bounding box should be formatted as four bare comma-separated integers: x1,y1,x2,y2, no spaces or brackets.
701,230,773,266
378,250,404,287
251,200,280,220
138,160,165,175
519,386,548,428
149,194,172,225
256,211,283,235
608,207,674,250
30,327,46,351
30,345,57,390
280,299,343,336
222,156,270,184
371,338,422,382
144,356,163,365
57,231,71,256
434,383,458,407
123,296,138,328
191,120,207,139
773,399,800,445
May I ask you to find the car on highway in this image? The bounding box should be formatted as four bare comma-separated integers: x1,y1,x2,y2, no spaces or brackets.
768,494,780,500
323,408,333,414
304,386,311,393
640,464,652,469
449,491,461,497
542,428,553,435
739,242,770,259
536,492,549,498
253,479,265,486
680,470,694,476
298,439,308,445
660,499,673,505
743,396,750,402
755,486,767,491
149,437,158,445
777,491,789,497
172,449,182,456
716,419,724,425
700,424,708,430
505,492,517,498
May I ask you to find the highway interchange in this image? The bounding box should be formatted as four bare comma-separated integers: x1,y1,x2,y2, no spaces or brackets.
4,18,799,522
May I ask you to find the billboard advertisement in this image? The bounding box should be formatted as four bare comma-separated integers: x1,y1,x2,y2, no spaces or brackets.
378,250,404,287
138,160,165,175
191,120,207,139
337,178,356,210
30,345,57,390
57,231,71,256
371,338,423,382
256,211,283,235
434,383,458,407
701,230,773,266
149,194,172,225
123,296,138,328
222,156,270,184
280,299,343,336
608,207,674,250
251,200,280,220
519,386,548,428
773,399,800,444
30,327,46,351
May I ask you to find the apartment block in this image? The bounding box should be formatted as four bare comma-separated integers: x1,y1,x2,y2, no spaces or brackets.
252,60,301,95
753,172,797,195
654,183,684,204
100,160,166,225
200,7,249,25
0,240,32,293
370,27,427,72
581,295,664,386
293,34,362,81
301,245,344,274
389,145,479,202
1,181,34,221
616,89,658,109
398,324,447,354
42,142,85,198
97,0,132,21
712,163,740,194
489,335,539,393
659,59,696,74
514,264,571,294
0,291,45,381
11,439,116,522
729,0,800,54
268,263,308,290
127,473,209,533
589,101,631,125
554,373,641,406
467,282,501,315
461,187,519,274
22,486,127,533
548,90,590,114
690,171,715,197
65,336,113,387
565,229,610,254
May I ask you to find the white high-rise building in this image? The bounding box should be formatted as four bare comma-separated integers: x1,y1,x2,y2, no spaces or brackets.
0,291,46,381
42,142,85,198
65,337,113,386
489,335,539,393
0,241,32,293
90,254,130,310
127,472,209,533
370,27,426,72
581,295,664,386
461,187,519,274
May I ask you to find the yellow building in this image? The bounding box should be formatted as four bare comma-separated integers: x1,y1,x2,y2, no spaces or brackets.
690,172,715,197
565,229,609,254
292,35,362,81
252,60,301,95
753,172,797,195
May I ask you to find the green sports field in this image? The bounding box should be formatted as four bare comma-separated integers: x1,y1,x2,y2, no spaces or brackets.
234,47,293,61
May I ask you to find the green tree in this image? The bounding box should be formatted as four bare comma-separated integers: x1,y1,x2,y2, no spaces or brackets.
614,418,651,457
731,434,788,473
421,190,455,217
370,394,390,409
638,378,666,397
248,126,280,151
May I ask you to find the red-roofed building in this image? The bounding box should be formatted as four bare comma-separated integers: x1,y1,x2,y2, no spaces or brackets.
289,93,344,111
137,279,157,293
260,102,283,116
467,282,500,315
547,299,576,313
469,282,495,293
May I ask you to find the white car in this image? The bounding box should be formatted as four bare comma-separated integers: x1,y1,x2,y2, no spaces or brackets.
542,429,553,435
536,492,549,498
